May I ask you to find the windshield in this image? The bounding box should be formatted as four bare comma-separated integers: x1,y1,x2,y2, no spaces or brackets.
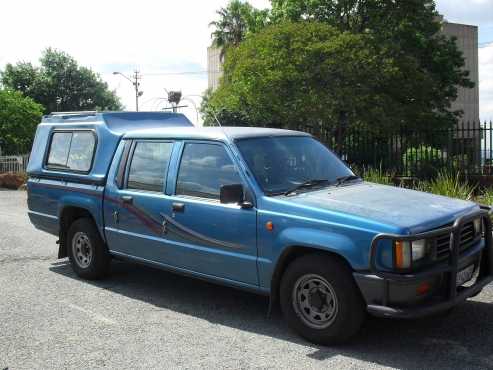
235,136,355,195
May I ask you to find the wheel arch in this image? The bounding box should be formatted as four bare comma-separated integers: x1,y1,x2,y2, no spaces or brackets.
58,205,101,259
269,245,355,313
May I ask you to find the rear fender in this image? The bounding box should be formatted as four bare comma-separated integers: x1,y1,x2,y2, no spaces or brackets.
57,194,104,237
57,194,104,258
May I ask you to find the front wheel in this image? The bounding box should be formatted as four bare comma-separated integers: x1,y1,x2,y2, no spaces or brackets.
280,254,366,345
67,218,110,280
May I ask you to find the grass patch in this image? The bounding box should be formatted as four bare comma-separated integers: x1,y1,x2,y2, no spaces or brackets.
477,187,493,207
421,171,475,201
359,166,492,204
358,166,394,185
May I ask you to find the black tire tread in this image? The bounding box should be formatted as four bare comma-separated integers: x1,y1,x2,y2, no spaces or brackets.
280,253,366,345
67,218,110,280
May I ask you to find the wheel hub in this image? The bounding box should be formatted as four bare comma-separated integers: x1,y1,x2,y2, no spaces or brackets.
309,289,327,312
72,232,93,269
292,274,339,329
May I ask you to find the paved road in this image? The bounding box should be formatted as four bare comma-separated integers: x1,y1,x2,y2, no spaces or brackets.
1,190,493,369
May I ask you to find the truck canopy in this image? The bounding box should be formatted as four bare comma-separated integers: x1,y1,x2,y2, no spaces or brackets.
27,112,193,185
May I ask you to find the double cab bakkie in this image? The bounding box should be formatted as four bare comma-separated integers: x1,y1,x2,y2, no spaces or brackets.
27,111,493,345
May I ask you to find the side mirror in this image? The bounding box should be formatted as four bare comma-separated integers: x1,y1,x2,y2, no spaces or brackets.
220,184,244,205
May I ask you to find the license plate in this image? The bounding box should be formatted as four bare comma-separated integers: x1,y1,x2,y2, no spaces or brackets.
456,265,475,287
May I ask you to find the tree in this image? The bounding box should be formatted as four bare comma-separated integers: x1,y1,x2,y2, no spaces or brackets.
0,90,43,154
207,22,399,135
210,0,269,60
200,88,251,127
1,48,122,114
269,0,473,126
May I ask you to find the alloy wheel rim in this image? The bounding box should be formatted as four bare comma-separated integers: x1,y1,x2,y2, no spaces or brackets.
72,232,93,269
292,274,339,329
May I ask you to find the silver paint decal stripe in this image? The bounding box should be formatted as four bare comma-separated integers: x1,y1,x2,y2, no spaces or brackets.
162,215,245,250
28,210,58,220
105,227,252,259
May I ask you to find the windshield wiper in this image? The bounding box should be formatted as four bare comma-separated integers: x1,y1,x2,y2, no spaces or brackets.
284,179,331,196
335,175,361,186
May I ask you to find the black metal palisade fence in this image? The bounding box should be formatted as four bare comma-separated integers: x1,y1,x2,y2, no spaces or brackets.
309,121,493,179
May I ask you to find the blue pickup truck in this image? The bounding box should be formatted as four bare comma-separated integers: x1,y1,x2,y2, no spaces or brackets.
27,111,493,345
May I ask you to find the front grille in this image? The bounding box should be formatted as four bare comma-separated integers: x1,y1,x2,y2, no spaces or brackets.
434,221,478,261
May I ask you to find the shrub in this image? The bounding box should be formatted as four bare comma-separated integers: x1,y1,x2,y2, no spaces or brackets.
402,145,445,179
0,172,27,190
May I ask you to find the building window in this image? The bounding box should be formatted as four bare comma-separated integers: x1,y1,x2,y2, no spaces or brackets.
176,143,241,200
46,131,96,172
127,141,173,193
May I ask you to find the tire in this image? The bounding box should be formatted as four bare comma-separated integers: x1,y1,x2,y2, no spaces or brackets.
280,253,366,345
67,218,110,280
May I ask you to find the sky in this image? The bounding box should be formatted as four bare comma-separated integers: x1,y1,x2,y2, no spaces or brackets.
0,0,492,124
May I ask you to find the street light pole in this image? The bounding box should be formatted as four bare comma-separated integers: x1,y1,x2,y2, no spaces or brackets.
113,71,143,111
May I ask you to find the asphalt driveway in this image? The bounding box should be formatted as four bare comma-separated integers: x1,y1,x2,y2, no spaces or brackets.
1,190,493,369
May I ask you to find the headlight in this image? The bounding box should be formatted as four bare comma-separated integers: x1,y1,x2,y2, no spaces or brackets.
473,218,482,235
411,239,427,260
394,239,427,269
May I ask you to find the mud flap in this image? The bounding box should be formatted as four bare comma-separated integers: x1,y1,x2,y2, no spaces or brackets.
57,238,68,259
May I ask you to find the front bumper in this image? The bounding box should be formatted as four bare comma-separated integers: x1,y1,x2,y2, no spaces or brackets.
354,208,493,319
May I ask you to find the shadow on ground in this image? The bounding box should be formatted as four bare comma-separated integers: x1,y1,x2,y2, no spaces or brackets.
50,260,493,369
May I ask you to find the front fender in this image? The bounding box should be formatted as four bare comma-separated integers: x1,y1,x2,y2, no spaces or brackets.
277,227,367,270
257,224,373,291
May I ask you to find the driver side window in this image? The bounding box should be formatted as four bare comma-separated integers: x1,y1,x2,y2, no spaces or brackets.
176,143,242,200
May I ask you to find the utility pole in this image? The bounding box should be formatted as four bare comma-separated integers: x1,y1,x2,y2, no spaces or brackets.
133,71,142,112
113,70,143,111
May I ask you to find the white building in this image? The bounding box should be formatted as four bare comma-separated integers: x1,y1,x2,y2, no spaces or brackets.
441,21,480,126
207,46,223,92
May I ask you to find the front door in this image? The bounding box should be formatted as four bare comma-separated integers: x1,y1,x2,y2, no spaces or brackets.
163,141,258,286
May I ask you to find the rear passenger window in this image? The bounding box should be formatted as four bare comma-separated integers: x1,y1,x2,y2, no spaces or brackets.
176,143,242,200
127,142,173,192
47,131,96,172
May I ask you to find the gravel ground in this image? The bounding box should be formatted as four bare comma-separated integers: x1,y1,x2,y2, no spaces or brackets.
1,190,493,369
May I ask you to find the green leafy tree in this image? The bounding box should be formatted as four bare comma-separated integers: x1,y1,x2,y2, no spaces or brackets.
1,48,122,114
269,0,473,127
0,90,43,154
210,0,269,60
207,22,397,135
200,88,251,127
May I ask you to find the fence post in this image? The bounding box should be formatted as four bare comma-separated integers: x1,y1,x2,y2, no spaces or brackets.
306,120,487,179
0,154,29,174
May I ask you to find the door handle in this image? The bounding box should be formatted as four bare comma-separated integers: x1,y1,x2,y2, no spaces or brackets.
159,212,168,235
172,202,185,213
121,195,133,204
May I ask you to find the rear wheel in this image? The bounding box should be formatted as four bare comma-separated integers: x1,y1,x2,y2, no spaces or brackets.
280,253,365,345
67,218,110,280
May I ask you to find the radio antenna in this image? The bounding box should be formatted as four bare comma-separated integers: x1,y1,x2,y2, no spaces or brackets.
208,107,222,128
207,107,235,144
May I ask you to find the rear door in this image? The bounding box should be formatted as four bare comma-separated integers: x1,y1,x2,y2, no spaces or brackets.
163,141,258,286
104,140,177,264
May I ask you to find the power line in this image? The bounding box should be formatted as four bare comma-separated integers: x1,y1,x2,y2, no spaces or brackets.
142,70,221,76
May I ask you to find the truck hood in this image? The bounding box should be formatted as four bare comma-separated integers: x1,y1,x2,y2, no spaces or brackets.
284,182,479,233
